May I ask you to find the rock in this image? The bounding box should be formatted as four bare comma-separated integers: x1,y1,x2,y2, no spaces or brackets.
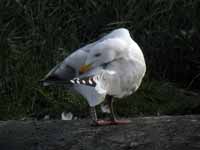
61,112,73,120
0,115,200,150
43,115,50,120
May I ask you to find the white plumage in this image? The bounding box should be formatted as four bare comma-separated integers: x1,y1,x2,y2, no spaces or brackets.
41,28,146,125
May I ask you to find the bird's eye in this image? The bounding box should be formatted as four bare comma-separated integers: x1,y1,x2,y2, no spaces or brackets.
94,53,101,57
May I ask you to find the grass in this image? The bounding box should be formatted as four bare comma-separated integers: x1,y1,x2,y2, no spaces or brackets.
115,79,200,117
0,0,200,120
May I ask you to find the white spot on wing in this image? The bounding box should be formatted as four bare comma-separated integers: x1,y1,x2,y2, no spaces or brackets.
70,80,75,84
82,80,86,84
88,79,93,85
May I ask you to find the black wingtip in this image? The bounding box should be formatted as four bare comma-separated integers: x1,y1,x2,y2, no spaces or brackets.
38,79,45,86
39,79,45,83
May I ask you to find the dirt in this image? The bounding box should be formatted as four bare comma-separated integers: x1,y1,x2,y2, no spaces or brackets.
0,115,200,150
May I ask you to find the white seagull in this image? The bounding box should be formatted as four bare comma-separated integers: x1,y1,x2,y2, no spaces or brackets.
40,28,146,125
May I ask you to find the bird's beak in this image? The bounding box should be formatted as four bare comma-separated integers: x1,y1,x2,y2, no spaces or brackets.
79,64,92,74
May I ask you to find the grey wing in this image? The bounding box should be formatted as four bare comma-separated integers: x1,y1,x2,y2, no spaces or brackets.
40,40,99,86
40,49,89,86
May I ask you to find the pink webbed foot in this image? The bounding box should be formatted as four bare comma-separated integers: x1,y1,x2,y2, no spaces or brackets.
92,119,131,126
112,119,131,125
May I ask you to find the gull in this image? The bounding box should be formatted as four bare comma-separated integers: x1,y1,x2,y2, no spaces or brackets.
40,28,146,125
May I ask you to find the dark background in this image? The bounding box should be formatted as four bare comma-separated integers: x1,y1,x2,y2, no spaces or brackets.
0,0,200,120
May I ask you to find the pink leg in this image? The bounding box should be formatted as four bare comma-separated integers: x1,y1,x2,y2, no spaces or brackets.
91,96,131,126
